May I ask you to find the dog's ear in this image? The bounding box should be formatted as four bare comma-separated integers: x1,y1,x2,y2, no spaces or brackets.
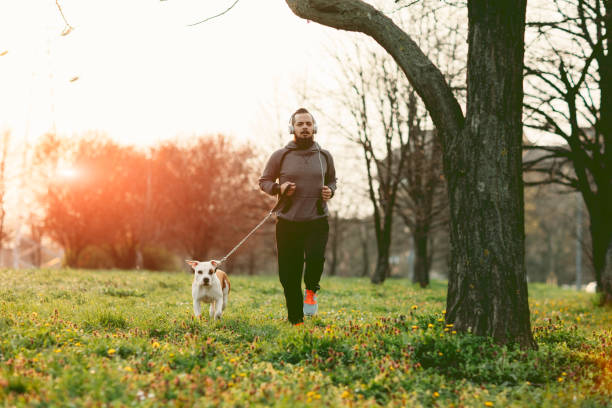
185,260,199,269
211,260,220,270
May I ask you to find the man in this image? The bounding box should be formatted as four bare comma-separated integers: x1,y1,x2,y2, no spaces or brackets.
259,108,337,326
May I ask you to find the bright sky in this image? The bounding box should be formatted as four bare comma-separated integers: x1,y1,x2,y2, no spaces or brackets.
0,0,568,223
0,0,346,147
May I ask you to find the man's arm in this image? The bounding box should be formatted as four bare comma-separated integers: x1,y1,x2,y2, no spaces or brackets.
258,151,282,196
324,151,337,198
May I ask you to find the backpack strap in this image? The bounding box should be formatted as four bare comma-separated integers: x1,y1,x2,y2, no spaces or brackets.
278,148,292,175
318,150,332,184
276,149,293,212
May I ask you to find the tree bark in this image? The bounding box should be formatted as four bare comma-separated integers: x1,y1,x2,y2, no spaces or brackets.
371,208,393,284
444,0,534,347
371,234,390,284
413,231,430,288
592,219,612,304
286,0,535,348
601,237,612,305
595,0,612,303
360,222,370,277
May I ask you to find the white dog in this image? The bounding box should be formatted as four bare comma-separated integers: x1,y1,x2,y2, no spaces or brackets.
186,260,230,320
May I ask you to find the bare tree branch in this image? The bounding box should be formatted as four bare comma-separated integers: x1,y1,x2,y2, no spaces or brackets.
187,0,241,27
56,0,74,36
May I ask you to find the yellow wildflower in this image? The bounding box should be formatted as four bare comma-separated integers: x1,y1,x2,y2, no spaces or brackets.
108,348,116,355
433,391,440,398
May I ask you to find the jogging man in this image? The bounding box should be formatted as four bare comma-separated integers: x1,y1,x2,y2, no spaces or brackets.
259,108,337,325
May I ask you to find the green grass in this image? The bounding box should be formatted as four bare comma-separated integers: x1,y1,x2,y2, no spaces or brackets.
0,269,611,407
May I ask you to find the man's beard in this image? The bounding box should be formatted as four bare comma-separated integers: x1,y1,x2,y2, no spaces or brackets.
295,136,314,149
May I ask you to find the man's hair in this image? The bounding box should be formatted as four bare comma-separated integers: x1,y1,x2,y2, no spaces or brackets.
291,108,315,125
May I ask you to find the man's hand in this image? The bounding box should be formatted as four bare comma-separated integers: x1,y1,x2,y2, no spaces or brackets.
321,186,332,201
280,182,296,196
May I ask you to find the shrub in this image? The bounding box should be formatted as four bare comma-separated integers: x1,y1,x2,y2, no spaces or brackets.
534,321,593,349
101,288,144,298
76,246,114,269
411,315,591,385
142,246,178,271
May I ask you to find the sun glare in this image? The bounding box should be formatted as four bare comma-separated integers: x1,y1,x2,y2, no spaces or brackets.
55,166,79,180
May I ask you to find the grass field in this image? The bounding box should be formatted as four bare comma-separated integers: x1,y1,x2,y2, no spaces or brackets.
0,269,611,407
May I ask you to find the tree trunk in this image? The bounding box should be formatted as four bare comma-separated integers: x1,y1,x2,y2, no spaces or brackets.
64,248,80,268
135,244,144,270
0,132,9,255
591,219,612,304
360,223,370,277
285,0,535,348
601,237,612,305
545,233,557,285
444,0,534,348
248,249,256,276
413,231,430,288
371,222,391,284
594,1,612,303
371,242,390,284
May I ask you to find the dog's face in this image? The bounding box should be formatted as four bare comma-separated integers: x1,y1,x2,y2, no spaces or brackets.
186,260,219,287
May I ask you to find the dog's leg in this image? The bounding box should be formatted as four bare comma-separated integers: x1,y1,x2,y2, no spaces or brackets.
209,303,215,319
214,298,224,320
193,298,201,318
222,286,229,311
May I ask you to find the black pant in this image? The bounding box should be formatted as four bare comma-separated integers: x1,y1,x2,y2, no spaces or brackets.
276,217,329,324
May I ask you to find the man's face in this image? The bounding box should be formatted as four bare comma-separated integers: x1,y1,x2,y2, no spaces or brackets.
293,113,315,139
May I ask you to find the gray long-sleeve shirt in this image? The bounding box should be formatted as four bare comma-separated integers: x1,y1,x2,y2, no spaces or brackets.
259,141,337,221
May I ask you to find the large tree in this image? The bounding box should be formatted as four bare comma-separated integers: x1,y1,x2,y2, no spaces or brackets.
286,0,534,347
397,125,448,288
523,0,611,304
330,48,412,284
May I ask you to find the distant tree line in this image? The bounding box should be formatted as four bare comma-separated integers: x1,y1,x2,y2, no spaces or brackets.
31,133,276,272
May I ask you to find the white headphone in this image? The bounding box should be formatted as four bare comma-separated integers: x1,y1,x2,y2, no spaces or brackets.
288,111,318,134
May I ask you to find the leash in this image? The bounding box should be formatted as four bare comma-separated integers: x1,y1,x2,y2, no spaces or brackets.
215,195,286,266
216,144,328,266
